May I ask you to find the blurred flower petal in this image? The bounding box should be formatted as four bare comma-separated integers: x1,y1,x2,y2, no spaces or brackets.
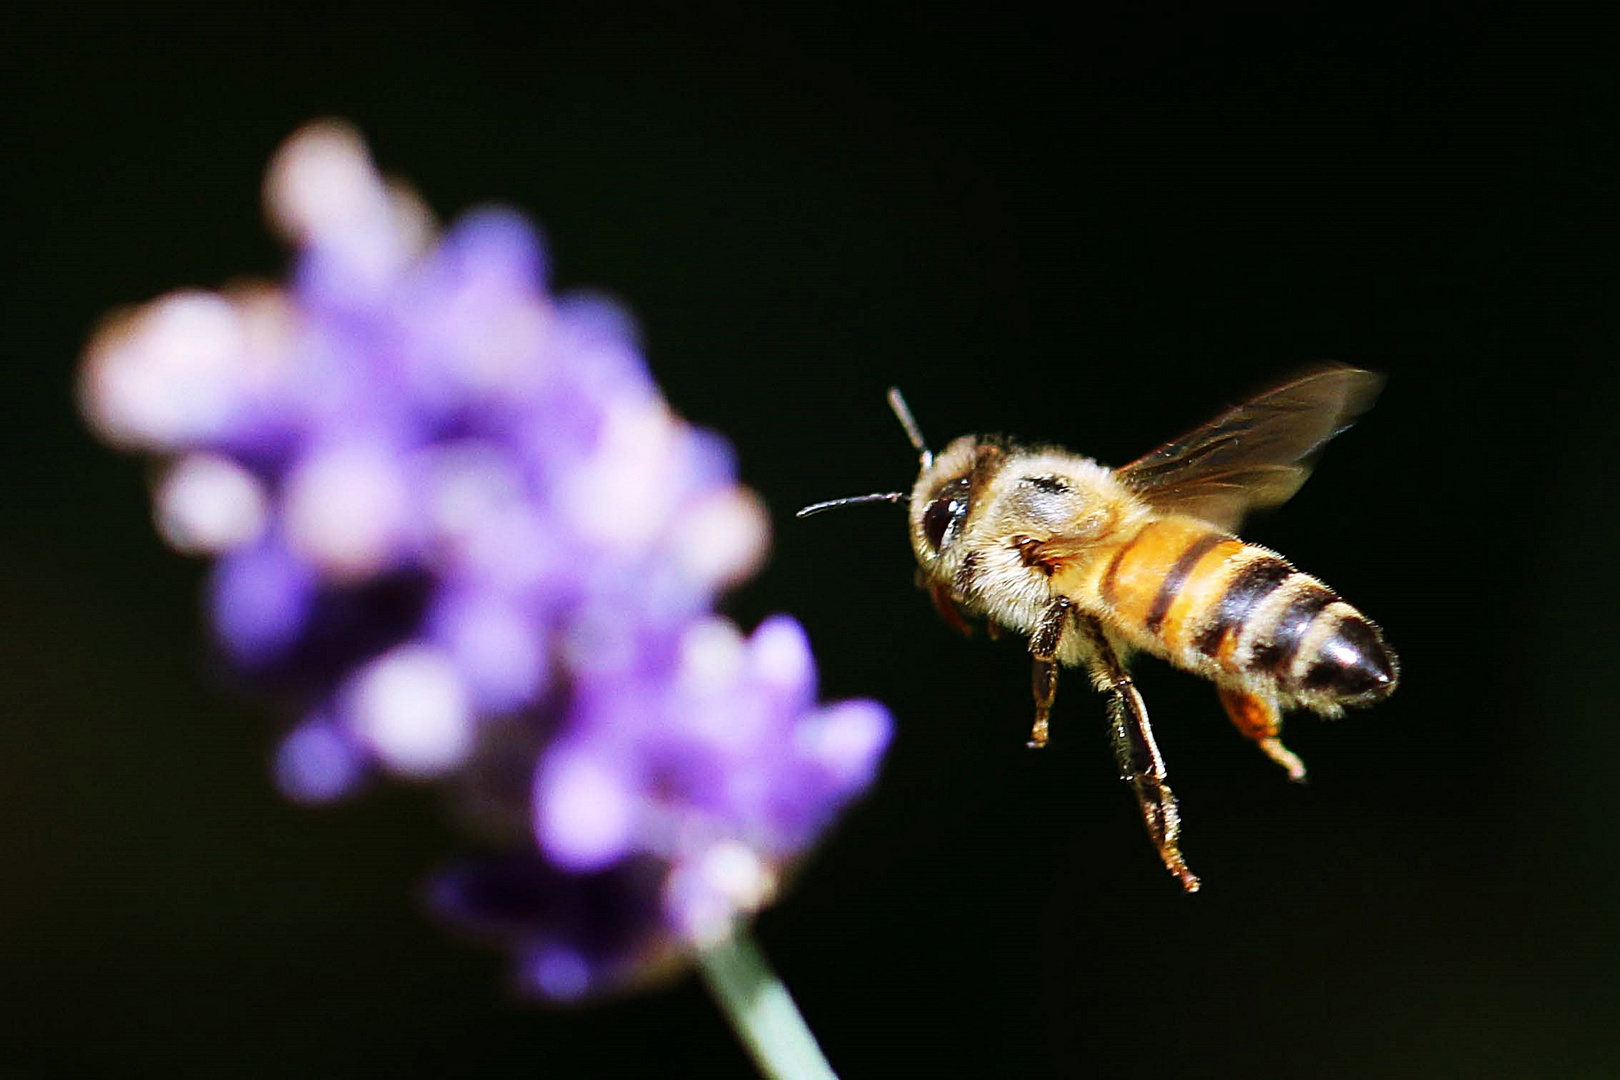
536,749,637,872
154,453,269,553
79,292,248,450
282,441,414,582
798,700,894,788
207,541,315,666
275,717,365,803
345,645,473,777
428,588,549,713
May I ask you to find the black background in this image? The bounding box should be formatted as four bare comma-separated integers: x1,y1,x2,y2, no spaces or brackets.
5,8,1620,1078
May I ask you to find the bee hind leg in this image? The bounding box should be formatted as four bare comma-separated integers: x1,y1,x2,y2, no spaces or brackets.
1026,597,1074,748
1217,686,1307,783
1077,616,1200,893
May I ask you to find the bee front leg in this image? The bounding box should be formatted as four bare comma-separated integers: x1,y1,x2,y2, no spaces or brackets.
1217,686,1307,782
923,576,975,637
1076,616,1201,893
1026,597,1074,749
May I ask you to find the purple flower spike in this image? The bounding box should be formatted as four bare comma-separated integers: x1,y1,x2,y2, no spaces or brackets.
81,119,893,1003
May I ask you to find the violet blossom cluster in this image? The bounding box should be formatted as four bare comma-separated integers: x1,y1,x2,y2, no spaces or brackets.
79,121,891,999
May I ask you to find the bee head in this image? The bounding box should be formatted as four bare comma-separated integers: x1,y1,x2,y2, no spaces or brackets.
906,435,980,563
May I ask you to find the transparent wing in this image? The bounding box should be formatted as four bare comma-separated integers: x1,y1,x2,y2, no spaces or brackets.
1114,365,1385,531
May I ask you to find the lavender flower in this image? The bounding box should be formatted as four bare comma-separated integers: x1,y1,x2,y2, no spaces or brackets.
79,120,891,1017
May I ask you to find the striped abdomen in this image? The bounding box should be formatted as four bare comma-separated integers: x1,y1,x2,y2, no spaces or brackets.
1095,517,1397,707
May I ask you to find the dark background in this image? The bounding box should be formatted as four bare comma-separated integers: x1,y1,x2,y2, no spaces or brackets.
5,8,1619,1078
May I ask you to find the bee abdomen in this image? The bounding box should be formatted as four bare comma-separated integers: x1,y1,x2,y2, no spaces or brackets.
1099,518,1246,651
1211,567,1397,704
1291,610,1397,701
1099,520,1396,705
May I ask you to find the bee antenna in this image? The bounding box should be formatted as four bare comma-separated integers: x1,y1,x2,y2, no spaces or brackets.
887,387,932,469
795,491,908,519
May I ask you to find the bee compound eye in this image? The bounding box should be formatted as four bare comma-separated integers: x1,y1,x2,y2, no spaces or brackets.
922,478,969,551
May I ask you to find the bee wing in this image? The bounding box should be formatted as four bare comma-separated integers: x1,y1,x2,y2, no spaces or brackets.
1114,365,1385,531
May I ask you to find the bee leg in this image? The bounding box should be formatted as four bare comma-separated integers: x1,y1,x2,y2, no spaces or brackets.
1029,659,1057,748
924,578,974,637
1217,686,1307,782
1077,616,1201,893
1026,597,1074,749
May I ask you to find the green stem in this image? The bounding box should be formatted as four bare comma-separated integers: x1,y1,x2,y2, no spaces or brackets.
697,924,839,1080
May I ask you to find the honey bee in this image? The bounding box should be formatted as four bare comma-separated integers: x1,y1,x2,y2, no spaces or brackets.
798,366,1397,891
